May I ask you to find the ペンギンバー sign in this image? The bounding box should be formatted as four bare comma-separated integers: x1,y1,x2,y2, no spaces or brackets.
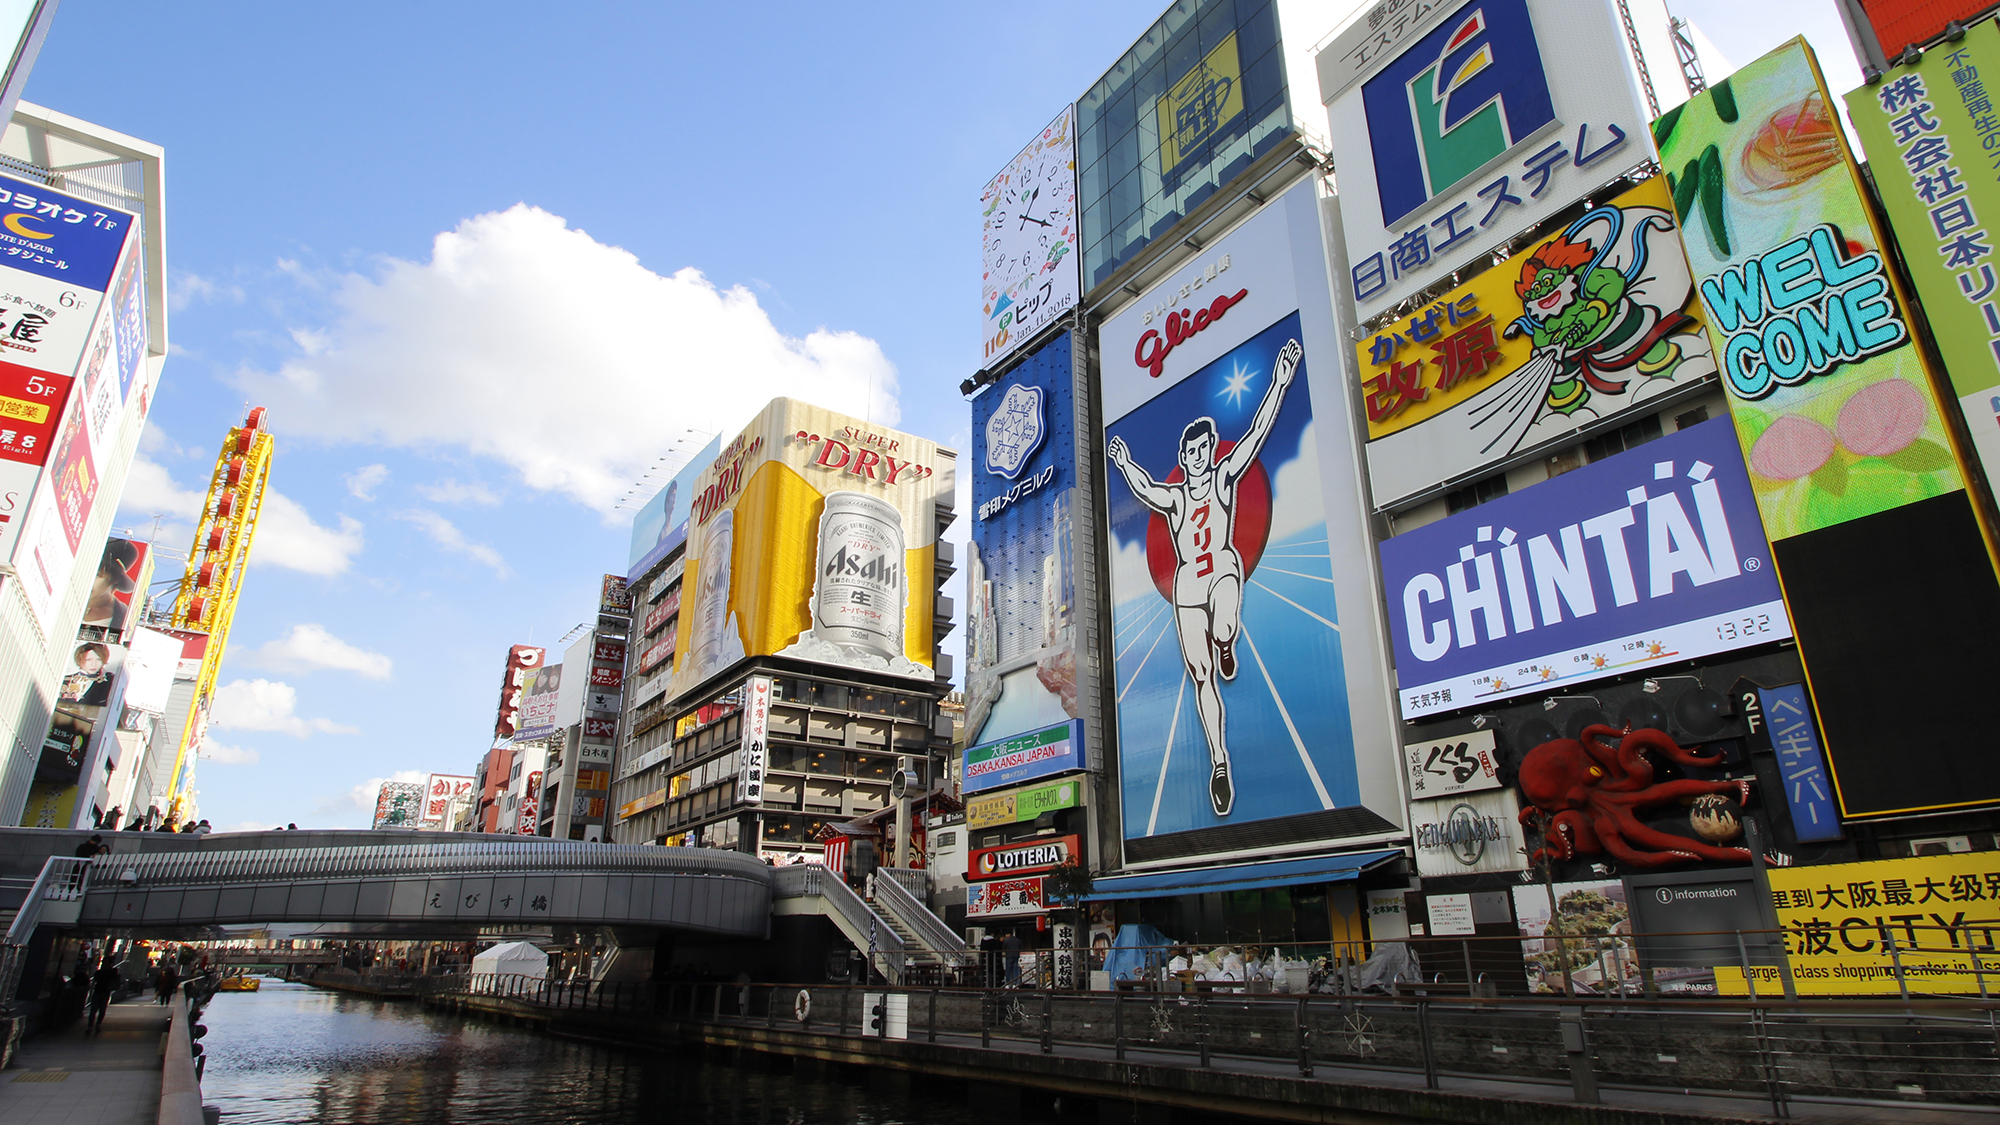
967,834,1079,881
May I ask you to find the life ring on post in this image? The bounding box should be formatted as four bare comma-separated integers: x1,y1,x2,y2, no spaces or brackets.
794,988,811,1023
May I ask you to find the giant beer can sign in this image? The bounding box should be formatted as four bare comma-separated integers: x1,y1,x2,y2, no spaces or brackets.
812,491,906,659
665,398,955,701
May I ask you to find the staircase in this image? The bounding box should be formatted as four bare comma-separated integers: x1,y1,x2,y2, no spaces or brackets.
865,869,968,982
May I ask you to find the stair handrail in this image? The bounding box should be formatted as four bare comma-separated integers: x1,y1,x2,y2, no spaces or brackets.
869,868,968,959
0,856,92,1009
784,863,905,982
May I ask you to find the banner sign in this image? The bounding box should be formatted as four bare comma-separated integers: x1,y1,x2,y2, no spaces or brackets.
1403,729,1501,800
1381,417,1789,718
966,776,1084,829
1718,853,2000,996
962,719,1083,795
1098,180,1401,855
493,644,544,739
1321,0,1650,319
968,834,1079,882
737,675,770,806
1657,38,1967,541
1845,23,2000,500
966,876,1046,917
1354,176,1719,506
1758,682,1841,843
982,106,1080,365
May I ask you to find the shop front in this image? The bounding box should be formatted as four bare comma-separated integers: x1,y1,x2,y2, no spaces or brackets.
1081,850,1408,990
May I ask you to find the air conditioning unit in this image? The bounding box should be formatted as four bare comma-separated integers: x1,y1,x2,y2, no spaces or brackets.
1909,836,1973,857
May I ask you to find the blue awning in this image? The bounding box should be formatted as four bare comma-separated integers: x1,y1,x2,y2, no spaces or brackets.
1084,849,1404,902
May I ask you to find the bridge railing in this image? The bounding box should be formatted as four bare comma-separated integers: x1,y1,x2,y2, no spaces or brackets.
772,865,905,982
424,973,2000,1114
869,870,966,960
0,856,90,1008
92,840,775,886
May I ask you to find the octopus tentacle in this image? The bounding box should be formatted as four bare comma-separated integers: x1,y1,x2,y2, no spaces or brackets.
1620,727,1727,770
1614,810,1752,863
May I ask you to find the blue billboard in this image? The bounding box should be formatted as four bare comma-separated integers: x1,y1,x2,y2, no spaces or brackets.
962,719,1085,795
627,435,722,581
1381,417,1790,719
0,174,135,291
965,331,1079,747
1104,310,1355,836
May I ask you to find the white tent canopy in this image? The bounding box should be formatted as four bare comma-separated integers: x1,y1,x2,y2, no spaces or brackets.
471,940,548,978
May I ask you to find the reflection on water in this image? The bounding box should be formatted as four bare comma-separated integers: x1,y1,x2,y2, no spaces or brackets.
200,980,1020,1125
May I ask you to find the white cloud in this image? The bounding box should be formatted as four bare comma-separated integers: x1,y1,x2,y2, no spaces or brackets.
210,678,357,737
1108,534,1156,614
345,463,388,501
198,741,261,766
396,508,509,577
250,491,365,577
414,478,499,506
169,271,243,312
118,453,205,522
115,455,365,577
243,623,393,680
231,204,899,514
1267,422,1324,543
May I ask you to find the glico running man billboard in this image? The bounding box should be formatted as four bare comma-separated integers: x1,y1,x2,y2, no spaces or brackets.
1097,179,1402,863
1379,417,1791,718
965,330,1080,747
666,398,954,702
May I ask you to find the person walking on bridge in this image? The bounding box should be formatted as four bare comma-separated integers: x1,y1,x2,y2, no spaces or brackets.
154,959,179,1005
87,959,118,1033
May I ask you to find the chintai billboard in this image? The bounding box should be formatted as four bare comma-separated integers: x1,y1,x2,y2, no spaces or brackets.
1380,417,1790,718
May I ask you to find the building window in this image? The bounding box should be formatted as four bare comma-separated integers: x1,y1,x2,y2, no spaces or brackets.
1584,413,1664,462
1445,474,1508,514
1675,405,1710,430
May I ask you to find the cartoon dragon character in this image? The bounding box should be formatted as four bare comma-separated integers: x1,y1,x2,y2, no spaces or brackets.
1504,206,1699,418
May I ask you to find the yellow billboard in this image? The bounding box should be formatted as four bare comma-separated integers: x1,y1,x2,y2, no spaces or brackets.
1716,852,2000,996
1353,176,1719,507
1157,31,1245,172
668,398,954,702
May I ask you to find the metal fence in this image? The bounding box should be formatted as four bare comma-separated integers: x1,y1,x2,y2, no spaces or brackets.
0,856,91,1008
425,970,2000,1115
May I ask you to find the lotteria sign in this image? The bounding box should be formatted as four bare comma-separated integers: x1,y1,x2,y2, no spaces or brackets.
1381,418,1789,718
968,834,1080,881
961,719,1083,795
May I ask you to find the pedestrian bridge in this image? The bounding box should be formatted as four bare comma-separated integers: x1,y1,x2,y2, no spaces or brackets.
0,827,773,940
0,828,966,984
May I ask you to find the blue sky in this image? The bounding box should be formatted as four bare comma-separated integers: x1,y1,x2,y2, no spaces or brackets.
15,0,1863,829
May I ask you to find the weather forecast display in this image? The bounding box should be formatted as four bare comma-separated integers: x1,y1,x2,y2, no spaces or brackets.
1097,181,1401,855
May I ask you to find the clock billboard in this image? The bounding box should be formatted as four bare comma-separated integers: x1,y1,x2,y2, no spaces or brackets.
981,105,1081,366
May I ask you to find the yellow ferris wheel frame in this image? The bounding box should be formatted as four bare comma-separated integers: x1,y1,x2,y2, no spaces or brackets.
162,407,272,815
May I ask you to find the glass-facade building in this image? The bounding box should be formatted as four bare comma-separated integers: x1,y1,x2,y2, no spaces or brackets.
1077,0,1292,290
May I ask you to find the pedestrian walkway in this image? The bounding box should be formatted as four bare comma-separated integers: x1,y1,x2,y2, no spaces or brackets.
0,998,166,1125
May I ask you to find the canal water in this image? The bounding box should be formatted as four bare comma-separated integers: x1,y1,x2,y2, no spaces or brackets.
199,980,1050,1125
